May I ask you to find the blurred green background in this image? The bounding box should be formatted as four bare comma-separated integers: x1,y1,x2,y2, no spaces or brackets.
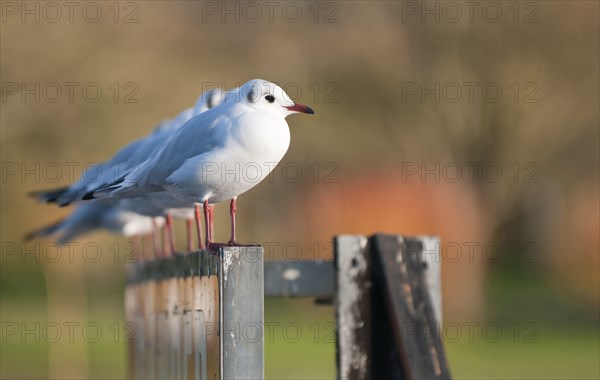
1,1,598,379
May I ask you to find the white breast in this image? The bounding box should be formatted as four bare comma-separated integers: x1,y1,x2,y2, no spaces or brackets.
165,110,291,204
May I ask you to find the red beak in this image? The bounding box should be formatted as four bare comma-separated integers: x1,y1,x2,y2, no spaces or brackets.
285,102,315,115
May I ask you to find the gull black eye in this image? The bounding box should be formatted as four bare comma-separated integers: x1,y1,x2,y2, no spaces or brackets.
265,95,275,103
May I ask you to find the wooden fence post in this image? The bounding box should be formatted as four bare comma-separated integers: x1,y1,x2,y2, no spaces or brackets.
334,235,372,380
125,247,264,380
335,234,450,380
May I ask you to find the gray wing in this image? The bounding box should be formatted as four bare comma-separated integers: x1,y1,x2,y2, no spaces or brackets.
55,137,148,205
37,88,224,205
129,108,234,189
63,111,189,202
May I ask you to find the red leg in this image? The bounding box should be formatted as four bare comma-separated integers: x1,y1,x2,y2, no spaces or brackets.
203,200,215,244
228,198,237,245
165,212,176,255
203,200,211,245
194,204,204,250
185,218,194,252
161,223,168,257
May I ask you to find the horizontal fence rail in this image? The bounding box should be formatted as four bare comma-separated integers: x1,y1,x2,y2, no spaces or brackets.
264,260,335,298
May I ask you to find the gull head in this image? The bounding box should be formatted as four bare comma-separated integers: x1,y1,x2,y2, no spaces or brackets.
237,79,315,118
194,88,227,113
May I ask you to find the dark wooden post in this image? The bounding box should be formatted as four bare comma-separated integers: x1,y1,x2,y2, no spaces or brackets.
335,234,451,380
335,235,372,379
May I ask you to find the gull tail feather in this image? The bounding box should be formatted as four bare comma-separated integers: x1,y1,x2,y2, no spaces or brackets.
24,219,65,241
81,175,128,200
28,187,70,203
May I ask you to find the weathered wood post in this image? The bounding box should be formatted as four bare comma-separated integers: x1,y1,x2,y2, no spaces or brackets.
335,234,450,380
125,247,264,380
